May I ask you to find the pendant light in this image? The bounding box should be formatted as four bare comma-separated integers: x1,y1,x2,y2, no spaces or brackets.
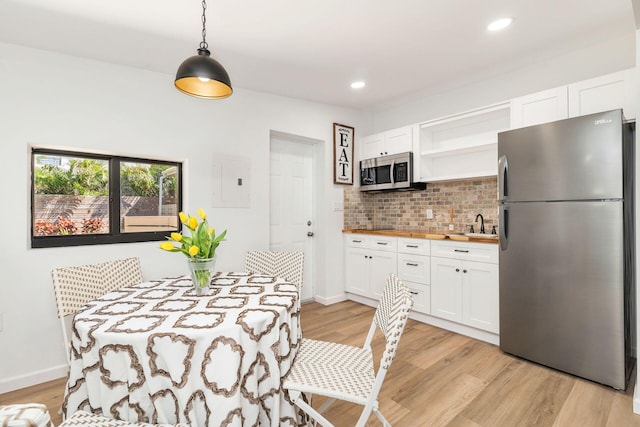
175,0,232,99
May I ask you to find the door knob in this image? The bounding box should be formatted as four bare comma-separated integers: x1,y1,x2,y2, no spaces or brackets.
307,231,314,237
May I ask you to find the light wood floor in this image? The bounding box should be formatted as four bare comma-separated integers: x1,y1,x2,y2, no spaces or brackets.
2,300,640,426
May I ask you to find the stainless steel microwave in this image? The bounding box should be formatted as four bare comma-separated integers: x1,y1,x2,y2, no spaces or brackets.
359,152,426,192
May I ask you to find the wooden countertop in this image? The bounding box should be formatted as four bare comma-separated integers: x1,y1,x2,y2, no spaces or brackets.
343,228,499,244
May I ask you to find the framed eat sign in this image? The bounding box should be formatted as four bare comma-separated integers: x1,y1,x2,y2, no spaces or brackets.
333,123,354,185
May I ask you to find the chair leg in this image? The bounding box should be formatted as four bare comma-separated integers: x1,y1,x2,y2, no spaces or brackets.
316,397,336,415
289,390,335,427
373,407,391,427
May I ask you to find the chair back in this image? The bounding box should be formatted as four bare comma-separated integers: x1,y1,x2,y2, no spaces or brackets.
102,257,143,293
245,251,304,289
372,274,413,369
52,257,142,318
51,257,142,365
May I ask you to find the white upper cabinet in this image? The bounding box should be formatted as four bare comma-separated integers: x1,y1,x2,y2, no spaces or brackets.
568,68,636,120
511,68,636,129
360,126,414,160
417,103,510,182
510,86,569,129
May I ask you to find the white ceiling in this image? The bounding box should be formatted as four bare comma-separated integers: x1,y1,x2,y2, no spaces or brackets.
0,0,635,110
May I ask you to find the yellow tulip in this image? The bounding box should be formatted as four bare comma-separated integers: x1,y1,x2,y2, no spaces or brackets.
179,212,188,224
198,208,206,220
170,232,183,242
188,216,198,230
160,242,175,251
189,245,199,256
209,227,214,235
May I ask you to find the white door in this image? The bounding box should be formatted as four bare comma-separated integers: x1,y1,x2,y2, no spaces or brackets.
462,260,499,333
430,257,463,322
345,246,370,296
370,250,398,299
270,137,314,301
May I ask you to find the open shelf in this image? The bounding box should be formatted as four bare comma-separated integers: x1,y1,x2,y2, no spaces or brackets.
417,102,510,183
421,141,496,158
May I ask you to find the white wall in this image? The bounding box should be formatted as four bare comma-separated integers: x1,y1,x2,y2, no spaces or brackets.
0,42,368,392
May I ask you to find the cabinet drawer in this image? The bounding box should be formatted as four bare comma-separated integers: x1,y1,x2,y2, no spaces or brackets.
431,240,498,264
370,236,397,252
398,253,430,284
405,282,430,315
398,237,430,255
345,235,370,249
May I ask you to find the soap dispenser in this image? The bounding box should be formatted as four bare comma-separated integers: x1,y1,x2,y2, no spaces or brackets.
491,225,497,235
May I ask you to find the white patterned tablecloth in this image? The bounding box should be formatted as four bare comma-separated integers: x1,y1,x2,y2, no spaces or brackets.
63,272,303,426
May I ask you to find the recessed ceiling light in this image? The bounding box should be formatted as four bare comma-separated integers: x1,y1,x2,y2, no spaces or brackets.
351,81,366,89
488,17,514,32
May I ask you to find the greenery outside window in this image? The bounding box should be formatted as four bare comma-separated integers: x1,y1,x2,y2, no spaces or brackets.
31,148,182,248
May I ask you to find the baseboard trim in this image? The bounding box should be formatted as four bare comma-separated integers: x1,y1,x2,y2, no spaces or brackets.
313,293,347,306
0,364,67,394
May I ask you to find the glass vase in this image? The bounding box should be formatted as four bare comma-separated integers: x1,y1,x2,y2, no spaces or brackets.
187,256,216,296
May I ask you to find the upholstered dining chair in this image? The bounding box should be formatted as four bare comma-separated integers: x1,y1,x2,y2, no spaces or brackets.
245,251,304,290
283,274,413,427
51,257,142,365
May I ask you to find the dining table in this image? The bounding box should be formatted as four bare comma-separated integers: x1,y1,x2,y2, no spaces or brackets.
63,272,303,426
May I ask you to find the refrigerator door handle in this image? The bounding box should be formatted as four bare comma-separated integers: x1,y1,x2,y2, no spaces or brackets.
499,205,508,250
498,155,508,201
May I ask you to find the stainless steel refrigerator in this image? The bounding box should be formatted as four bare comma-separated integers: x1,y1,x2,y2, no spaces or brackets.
498,109,635,390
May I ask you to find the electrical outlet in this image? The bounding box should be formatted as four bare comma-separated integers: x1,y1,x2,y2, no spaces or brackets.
449,224,454,231
426,209,433,219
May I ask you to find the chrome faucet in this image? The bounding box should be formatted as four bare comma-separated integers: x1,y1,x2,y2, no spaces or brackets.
475,213,485,234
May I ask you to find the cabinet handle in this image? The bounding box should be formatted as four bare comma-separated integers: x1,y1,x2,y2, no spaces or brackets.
406,263,419,267
463,269,467,273
454,249,469,253
406,245,419,248
377,242,388,246
456,268,460,272
409,291,419,295
353,240,362,243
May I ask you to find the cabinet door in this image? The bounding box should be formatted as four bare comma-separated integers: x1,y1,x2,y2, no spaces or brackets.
462,261,499,333
510,86,568,129
384,126,413,155
361,133,385,160
370,250,398,299
345,247,370,296
430,257,462,322
568,69,636,120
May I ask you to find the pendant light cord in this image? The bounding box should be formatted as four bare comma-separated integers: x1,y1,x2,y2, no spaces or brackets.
200,0,208,50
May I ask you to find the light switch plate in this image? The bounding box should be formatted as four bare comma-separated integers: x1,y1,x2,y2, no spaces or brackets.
426,209,433,219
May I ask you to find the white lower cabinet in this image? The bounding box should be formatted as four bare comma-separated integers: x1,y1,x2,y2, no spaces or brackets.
344,235,397,298
397,237,431,314
430,241,499,334
344,233,499,338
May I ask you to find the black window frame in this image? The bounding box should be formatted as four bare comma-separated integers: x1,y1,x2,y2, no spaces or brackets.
31,148,183,248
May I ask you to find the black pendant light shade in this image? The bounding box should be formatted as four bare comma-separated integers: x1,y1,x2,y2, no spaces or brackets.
174,0,232,99
175,48,232,99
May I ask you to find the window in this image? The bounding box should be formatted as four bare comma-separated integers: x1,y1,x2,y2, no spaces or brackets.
31,148,182,248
